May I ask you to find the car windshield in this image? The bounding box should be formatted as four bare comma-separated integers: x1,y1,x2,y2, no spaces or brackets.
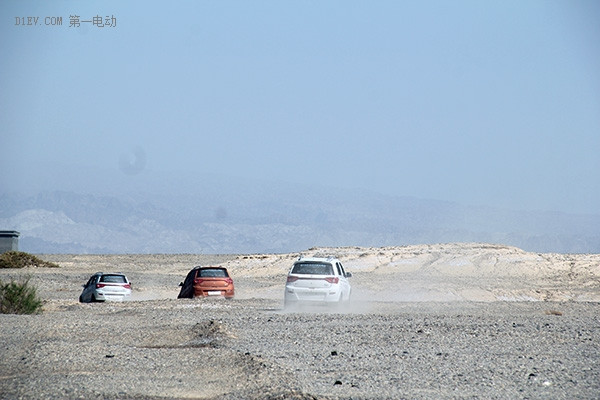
100,275,127,283
291,262,333,275
198,268,228,278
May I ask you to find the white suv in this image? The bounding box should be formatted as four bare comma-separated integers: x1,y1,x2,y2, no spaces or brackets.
79,272,132,303
284,257,352,306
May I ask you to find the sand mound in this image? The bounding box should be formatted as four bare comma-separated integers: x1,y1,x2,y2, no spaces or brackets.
3,243,598,304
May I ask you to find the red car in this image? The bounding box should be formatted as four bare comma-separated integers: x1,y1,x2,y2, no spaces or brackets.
177,266,235,299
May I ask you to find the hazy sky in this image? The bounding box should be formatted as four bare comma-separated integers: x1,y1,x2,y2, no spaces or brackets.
1,1,599,215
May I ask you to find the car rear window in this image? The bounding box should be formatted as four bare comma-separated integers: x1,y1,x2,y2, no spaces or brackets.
291,262,333,275
198,268,229,278
100,275,127,283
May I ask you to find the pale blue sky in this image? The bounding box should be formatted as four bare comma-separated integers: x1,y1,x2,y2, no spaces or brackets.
1,1,599,214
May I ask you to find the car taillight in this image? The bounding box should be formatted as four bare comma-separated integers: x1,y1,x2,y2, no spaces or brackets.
225,278,233,284
325,277,339,284
123,284,131,289
194,279,205,284
96,283,105,288
287,276,298,283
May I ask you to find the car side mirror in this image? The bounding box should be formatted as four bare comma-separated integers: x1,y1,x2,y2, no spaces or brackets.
179,282,183,287
345,272,352,278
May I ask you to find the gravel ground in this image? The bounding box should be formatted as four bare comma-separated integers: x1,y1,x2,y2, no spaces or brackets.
1,250,599,399
1,298,599,399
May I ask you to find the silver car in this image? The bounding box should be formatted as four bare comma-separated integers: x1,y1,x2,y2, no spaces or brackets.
284,257,352,306
79,272,132,302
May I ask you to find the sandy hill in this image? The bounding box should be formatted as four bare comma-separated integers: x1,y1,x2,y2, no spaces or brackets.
13,242,599,305
214,243,600,302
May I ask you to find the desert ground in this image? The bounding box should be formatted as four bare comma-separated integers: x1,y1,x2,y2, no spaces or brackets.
1,243,599,399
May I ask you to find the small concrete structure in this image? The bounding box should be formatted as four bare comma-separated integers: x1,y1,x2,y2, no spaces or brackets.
0,231,20,253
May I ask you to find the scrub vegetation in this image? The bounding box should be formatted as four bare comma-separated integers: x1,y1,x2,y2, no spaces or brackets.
0,276,43,314
0,252,53,314
0,251,60,269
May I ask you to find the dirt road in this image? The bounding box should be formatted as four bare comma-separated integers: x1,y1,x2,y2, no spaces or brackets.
1,244,599,399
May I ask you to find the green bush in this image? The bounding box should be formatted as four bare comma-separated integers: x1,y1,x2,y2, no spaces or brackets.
0,276,43,314
0,251,60,269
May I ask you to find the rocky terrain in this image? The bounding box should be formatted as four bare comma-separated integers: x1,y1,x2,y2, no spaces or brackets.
1,243,599,399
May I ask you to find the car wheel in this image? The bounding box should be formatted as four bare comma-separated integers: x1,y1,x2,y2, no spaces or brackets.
78,295,83,303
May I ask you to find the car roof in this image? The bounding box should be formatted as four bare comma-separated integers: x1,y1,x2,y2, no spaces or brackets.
295,257,338,263
191,266,228,270
95,272,126,275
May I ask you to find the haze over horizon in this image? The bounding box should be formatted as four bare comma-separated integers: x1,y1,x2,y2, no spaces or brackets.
2,1,600,216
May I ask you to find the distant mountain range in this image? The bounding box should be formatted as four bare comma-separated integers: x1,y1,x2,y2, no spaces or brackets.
1,172,598,254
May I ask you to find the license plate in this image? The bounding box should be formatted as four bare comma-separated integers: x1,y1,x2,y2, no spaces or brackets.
208,291,221,296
